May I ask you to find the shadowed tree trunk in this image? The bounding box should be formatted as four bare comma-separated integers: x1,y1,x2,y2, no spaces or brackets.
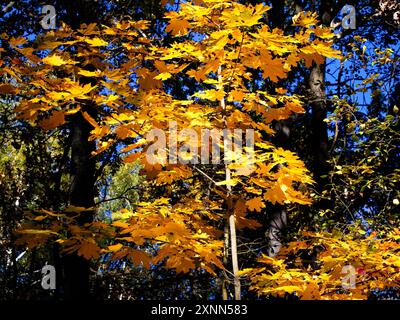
62,110,96,300
264,0,336,255
309,62,329,189
265,0,289,257
308,0,337,202
55,0,100,300
266,209,287,257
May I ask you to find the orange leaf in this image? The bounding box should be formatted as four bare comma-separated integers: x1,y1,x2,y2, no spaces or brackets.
82,111,99,128
166,18,192,36
39,111,66,130
246,197,265,212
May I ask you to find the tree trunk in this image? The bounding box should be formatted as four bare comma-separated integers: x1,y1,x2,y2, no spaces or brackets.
52,0,100,301
219,65,241,300
229,209,241,300
309,0,336,194
266,209,287,257
63,110,96,300
222,223,229,300
264,0,289,258
309,62,329,189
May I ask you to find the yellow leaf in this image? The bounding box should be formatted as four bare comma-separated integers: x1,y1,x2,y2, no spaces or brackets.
64,205,92,213
216,178,240,186
220,3,269,28
78,69,102,77
237,268,256,276
42,55,77,66
273,285,302,294
292,11,319,28
33,216,47,221
84,37,108,47
108,243,123,252
154,72,172,80
301,282,321,300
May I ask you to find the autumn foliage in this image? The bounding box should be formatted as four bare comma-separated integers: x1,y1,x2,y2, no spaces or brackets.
0,0,399,300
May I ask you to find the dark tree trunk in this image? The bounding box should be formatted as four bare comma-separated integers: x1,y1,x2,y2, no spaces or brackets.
62,110,96,300
265,0,335,254
262,0,290,257
309,62,329,189
52,0,100,301
308,0,336,195
266,209,287,257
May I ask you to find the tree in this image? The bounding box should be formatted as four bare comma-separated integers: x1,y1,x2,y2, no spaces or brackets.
0,0,398,301
2,0,342,300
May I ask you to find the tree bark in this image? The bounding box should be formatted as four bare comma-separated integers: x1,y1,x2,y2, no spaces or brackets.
222,223,229,300
63,110,96,300
309,62,330,189
264,0,289,258
266,209,287,257
52,0,100,301
228,199,240,300
219,65,241,300
308,0,336,194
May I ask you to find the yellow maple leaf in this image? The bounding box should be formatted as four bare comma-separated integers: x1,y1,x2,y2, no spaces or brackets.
220,3,269,28
108,243,123,252
42,55,77,66
17,229,59,236
154,72,172,80
67,83,97,99
216,178,240,186
9,37,27,47
165,12,192,36
84,37,108,47
292,11,319,28
128,249,151,268
259,55,287,82
78,69,102,77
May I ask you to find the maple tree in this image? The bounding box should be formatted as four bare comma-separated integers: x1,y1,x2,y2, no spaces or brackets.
241,228,400,300
0,0,399,301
